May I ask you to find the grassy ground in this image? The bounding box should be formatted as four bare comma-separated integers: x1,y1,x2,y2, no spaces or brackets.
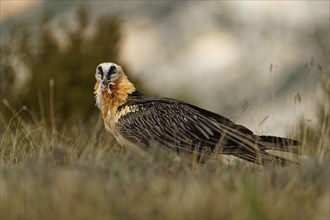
0,111,329,219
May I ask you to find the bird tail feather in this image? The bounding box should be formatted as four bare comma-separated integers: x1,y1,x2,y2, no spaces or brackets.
258,135,300,153
255,135,300,165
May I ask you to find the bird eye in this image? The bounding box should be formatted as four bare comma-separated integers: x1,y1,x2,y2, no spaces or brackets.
97,66,104,79
107,66,117,81
107,66,117,79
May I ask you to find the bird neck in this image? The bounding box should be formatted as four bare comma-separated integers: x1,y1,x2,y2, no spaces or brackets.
101,74,136,117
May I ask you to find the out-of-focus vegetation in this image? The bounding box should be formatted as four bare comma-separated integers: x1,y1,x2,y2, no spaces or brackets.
0,92,329,218
0,69,329,219
297,76,330,162
0,4,329,220
1,5,123,128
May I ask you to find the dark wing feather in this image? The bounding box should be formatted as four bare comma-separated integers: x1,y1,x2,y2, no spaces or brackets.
116,98,298,165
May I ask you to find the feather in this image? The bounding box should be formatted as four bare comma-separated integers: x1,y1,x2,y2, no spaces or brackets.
115,97,299,165
95,62,300,166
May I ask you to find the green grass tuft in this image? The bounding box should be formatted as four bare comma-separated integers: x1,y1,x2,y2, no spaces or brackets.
0,113,329,219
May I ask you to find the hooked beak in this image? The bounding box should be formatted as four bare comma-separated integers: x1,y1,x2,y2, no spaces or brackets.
102,80,114,94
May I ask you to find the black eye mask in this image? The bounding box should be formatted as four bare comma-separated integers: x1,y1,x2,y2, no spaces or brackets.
97,66,104,80
106,65,117,81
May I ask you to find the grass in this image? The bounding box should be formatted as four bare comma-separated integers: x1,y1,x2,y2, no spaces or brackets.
0,116,329,219
1,79,329,219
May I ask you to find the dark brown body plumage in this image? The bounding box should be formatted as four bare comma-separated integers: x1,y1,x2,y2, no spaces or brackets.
94,62,300,165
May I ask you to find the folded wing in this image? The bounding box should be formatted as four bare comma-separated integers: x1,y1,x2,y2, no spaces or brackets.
116,98,299,165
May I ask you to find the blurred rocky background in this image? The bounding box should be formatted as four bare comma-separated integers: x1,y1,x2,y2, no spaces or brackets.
1,1,329,136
